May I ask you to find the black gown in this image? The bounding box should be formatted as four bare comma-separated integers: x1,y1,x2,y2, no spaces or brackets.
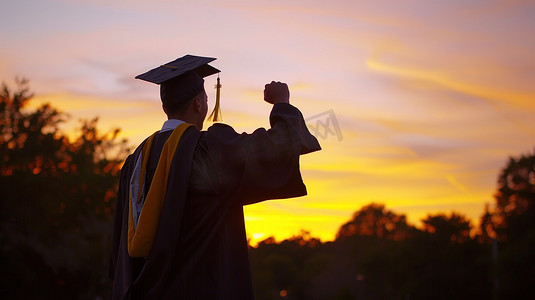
110,103,321,299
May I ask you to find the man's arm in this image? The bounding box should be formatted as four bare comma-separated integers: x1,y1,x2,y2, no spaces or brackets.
200,81,321,205
265,80,320,154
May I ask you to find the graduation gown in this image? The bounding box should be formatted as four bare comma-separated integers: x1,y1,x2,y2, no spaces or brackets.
110,103,321,299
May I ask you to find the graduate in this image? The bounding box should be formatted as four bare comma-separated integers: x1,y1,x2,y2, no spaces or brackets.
109,54,321,299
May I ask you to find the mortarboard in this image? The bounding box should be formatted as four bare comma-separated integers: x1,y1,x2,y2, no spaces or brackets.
135,55,222,121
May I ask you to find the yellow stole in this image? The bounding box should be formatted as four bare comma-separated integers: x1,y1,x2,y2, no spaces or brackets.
128,123,192,257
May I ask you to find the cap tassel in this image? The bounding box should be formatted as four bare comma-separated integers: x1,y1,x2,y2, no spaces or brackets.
208,75,222,122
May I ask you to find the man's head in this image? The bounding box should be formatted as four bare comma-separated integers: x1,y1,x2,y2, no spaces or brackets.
160,71,208,130
135,55,220,129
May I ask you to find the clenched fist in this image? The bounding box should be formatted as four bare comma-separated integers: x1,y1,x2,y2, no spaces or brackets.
264,81,290,105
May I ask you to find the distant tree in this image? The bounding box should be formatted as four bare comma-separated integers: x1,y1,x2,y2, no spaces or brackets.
1,78,63,175
487,150,535,242
478,203,496,244
249,231,323,300
0,78,128,299
483,149,535,299
422,212,472,243
336,203,415,240
414,212,490,299
327,204,417,299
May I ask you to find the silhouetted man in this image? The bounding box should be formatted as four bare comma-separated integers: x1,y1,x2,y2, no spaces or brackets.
110,55,321,299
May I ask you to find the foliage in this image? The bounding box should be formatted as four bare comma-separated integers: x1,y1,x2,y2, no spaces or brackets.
422,212,471,243
483,150,535,298
336,203,417,241
251,206,491,299
0,79,128,299
489,151,535,242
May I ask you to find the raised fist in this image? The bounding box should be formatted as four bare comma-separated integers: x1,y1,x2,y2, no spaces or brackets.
264,81,290,105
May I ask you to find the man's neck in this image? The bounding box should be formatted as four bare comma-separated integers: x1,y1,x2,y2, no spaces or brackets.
161,119,184,132
166,113,201,130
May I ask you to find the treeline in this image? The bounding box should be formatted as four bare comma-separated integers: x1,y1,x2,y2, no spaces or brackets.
250,205,488,299
1,79,534,299
249,154,535,299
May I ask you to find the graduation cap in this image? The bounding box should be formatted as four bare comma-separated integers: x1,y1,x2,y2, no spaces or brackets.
135,54,222,122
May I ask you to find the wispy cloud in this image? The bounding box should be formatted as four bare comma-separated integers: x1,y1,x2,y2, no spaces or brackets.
367,58,535,110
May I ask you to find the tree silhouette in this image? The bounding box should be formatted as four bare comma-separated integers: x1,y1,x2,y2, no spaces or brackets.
422,212,472,243
336,203,415,241
249,230,322,300
489,151,535,242
0,78,128,299
484,150,535,299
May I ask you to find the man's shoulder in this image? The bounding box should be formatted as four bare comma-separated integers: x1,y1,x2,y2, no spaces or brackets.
206,122,235,131
121,134,151,170
196,123,248,153
204,123,240,138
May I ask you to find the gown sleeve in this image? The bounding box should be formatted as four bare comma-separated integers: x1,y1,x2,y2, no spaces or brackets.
197,103,321,206
109,153,133,279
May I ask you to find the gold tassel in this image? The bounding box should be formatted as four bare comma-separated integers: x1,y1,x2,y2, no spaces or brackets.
208,74,222,122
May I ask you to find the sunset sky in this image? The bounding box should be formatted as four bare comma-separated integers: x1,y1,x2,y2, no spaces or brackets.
2,0,535,245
